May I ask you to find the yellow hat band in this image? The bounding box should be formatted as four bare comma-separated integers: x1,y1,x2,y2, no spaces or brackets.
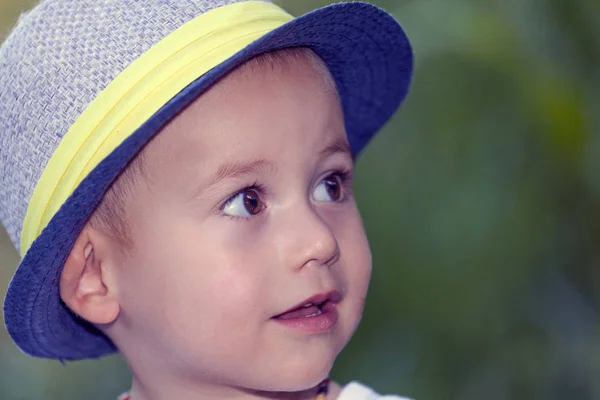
20,1,293,256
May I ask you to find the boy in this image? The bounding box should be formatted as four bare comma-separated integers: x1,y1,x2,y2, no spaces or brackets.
0,1,413,399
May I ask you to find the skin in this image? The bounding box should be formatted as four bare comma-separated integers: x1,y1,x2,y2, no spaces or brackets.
60,52,372,400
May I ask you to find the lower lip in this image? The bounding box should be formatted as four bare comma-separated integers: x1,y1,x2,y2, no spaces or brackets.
273,303,338,334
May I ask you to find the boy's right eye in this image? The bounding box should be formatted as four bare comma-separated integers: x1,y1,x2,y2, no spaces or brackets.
222,188,265,218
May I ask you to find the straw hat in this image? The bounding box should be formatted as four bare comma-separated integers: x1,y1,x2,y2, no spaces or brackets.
0,0,412,359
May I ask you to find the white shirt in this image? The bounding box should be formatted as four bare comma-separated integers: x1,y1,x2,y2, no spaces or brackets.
338,382,413,400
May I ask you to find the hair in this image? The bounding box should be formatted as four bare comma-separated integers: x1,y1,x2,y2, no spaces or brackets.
87,150,146,248
88,47,336,247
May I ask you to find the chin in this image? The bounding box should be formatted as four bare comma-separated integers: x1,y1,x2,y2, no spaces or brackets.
267,354,335,392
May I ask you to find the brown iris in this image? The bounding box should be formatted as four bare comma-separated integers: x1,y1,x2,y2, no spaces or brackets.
324,175,342,201
243,189,263,215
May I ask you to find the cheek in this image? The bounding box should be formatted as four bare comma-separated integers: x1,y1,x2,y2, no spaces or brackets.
119,218,271,351
331,202,372,287
329,204,372,328
341,222,372,308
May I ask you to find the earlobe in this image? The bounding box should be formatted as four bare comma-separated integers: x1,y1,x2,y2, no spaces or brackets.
59,226,120,325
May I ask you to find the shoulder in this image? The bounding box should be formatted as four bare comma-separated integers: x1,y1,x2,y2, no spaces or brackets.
336,381,413,400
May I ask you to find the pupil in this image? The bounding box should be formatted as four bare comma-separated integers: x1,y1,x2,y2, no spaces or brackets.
326,177,340,200
243,191,260,214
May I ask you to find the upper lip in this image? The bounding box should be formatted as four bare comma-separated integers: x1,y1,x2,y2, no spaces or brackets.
274,290,342,317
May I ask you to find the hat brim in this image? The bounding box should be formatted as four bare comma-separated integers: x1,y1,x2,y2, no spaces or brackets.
4,1,412,359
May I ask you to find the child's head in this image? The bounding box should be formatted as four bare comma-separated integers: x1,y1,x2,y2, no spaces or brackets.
62,48,372,393
0,0,412,396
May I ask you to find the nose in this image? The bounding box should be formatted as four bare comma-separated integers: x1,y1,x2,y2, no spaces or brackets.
280,205,340,271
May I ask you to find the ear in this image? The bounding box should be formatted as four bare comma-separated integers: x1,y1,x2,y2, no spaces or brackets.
59,225,120,325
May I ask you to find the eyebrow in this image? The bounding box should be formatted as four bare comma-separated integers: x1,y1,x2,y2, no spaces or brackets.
318,137,353,164
197,137,351,199
208,159,275,187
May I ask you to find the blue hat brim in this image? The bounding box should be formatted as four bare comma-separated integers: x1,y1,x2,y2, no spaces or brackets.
4,1,413,359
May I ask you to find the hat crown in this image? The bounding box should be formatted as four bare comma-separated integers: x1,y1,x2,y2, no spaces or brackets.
0,0,269,252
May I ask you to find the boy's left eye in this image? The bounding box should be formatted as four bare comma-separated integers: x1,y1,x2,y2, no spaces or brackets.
313,174,344,202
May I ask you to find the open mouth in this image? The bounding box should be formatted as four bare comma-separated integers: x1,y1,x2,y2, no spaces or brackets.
275,300,328,320
272,291,341,334
273,290,342,320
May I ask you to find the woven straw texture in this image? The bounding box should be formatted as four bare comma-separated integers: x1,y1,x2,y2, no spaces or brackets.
0,0,261,253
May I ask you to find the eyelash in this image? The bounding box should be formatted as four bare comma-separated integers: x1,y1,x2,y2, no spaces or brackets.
328,166,353,194
219,166,353,221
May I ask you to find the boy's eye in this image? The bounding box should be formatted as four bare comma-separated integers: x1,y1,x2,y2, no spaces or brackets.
313,174,343,202
222,189,264,217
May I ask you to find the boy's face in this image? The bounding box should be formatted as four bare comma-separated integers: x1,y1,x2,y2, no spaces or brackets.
108,53,372,392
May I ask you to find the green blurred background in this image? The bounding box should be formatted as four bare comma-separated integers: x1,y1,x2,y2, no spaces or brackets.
2,0,600,399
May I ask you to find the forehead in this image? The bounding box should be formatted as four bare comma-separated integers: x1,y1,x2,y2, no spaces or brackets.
140,49,346,182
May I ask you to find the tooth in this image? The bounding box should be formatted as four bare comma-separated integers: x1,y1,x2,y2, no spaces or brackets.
304,309,323,318
303,303,313,308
